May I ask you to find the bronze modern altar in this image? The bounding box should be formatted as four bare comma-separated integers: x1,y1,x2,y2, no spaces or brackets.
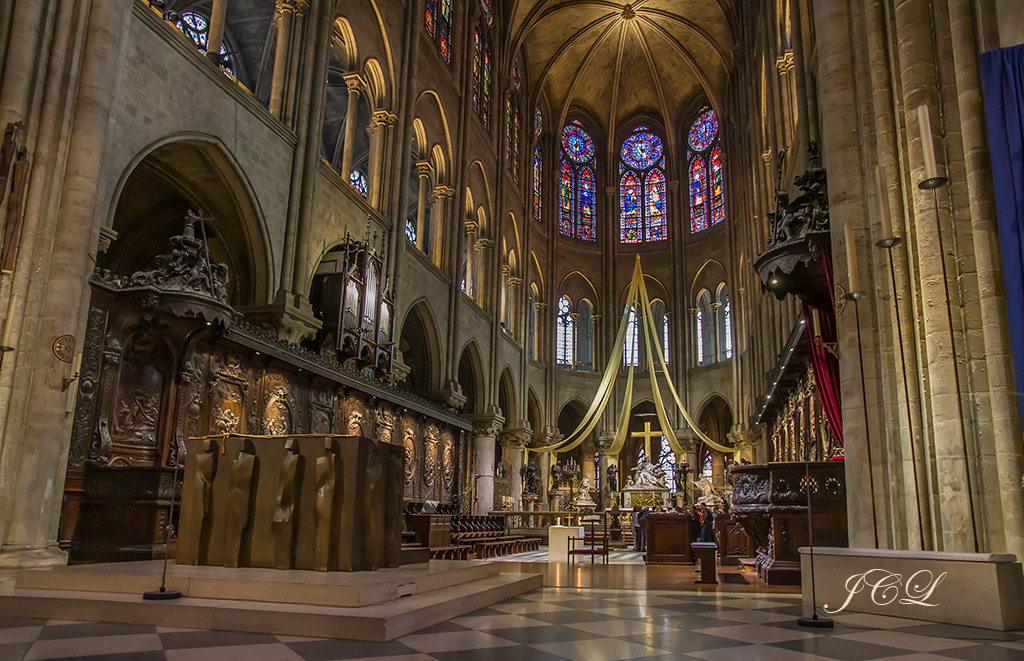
729,462,847,585
176,433,403,571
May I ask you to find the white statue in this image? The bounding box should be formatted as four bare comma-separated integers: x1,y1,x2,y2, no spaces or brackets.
691,477,724,506
629,459,669,490
574,475,596,507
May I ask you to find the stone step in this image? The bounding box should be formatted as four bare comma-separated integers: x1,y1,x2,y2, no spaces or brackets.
0,570,542,642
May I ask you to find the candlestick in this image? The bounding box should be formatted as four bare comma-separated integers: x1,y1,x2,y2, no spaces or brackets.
845,222,862,295
811,309,822,338
917,105,939,181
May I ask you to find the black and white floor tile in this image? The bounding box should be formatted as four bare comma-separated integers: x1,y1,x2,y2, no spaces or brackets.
2,589,1022,660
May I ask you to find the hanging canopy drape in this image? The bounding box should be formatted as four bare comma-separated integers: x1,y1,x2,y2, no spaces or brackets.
529,256,737,458
982,44,1024,426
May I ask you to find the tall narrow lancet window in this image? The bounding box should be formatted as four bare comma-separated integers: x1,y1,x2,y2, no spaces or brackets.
176,12,235,76
717,285,732,360
688,106,724,233
696,290,715,366
472,19,492,131
505,60,521,181
425,0,453,64
695,309,704,365
527,285,539,360
577,300,594,371
533,107,543,221
556,296,575,367
650,300,668,365
559,121,597,240
702,451,713,479
619,126,666,243
623,306,640,367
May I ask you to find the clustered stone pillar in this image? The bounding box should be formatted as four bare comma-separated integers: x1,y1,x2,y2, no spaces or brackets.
205,0,230,63
471,419,499,516
430,186,454,266
269,0,309,120
504,432,528,511
415,160,432,252
367,110,391,210
338,74,363,177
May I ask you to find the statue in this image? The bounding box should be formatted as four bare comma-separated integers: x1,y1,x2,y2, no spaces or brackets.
523,461,538,495
574,475,596,508
550,463,563,491
673,463,688,493
272,438,303,570
607,464,618,492
629,459,669,490
691,476,724,507
224,441,257,568
314,439,338,571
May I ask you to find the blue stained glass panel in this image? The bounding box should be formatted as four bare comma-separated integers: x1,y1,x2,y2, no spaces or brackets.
621,130,663,170
711,146,725,226
561,123,595,164
645,169,667,241
559,160,573,236
534,105,543,138
690,156,708,232
688,107,719,151
579,166,596,240
620,172,641,243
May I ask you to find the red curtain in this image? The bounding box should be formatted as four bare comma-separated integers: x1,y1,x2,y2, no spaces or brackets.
804,246,843,446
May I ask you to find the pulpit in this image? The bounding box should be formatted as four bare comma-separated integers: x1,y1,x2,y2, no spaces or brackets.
644,513,695,564
176,433,404,572
730,462,847,584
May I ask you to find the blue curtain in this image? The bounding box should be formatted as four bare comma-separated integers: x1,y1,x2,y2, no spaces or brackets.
982,44,1024,426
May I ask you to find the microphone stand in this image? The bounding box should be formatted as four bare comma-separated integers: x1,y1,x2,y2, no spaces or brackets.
144,437,183,600
797,446,832,628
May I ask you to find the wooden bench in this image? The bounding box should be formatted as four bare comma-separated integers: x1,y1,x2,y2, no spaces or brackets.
472,536,541,559
430,545,471,560
692,542,718,584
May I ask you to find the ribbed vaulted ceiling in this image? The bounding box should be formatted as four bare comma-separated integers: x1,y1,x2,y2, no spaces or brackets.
505,0,736,145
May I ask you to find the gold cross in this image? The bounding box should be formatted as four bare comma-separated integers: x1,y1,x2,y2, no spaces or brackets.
631,421,661,459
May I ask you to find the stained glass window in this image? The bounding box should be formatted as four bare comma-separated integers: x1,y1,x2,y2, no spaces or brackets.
724,299,733,359
688,107,724,233
556,296,575,366
533,145,542,221
349,170,368,197
702,452,713,480
619,127,666,243
472,21,491,130
505,62,521,182
620,172,641,243
710,146,725,226
623,306,639,367
559,161,573,235
479,0,493,25
579,167,595,240
690,157,708,232
663,313,670,363
176,12,234,75
405,218,417,243
425,0,436,39
696,309,704,365
688,108,719,151
558,122,597,240
534,105,543,138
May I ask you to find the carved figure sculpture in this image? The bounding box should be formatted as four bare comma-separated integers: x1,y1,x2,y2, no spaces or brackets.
272,438,303,569
224,441,257,568
194,438,217,562
606,464,618,492
628,459,668,490
523,461,538,495
314,439,338,571
403,427,416,489
347,409,364,435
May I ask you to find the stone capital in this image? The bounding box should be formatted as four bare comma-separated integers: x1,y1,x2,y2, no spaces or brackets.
499,428,532,449
470,412,505,437
507,276,522,288
533,301,547,310
465,219,480,234
276,0,310,16
762,149,773,165
434,185,455,199
474,237,494,252
368,110,391,133
776,51,795,74
416,160,433,178
343,73,365,94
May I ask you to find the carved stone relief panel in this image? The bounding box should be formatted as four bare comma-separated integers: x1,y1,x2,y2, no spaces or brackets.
69,306,109,472
401,415,419,500
423,424,439,498
441,429,455,498
261,374,295,436
376,406,395,445
309,387,335,435
343,394,366,437
210,353,248,436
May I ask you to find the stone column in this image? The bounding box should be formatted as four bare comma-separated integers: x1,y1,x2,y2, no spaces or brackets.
338,74,363,176
415,160,432,252
581,442,596,493
464,218,478,297
366,109,390,210
269,0,306,119
470,416,502,516
597,433,614,509
205,0,230,63
503,430,530,511
0,0,130,568
473,236,493,305
430,185,453,268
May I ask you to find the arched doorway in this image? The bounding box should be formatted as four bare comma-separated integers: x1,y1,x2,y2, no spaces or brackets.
397,301,440,395
697,395,733,487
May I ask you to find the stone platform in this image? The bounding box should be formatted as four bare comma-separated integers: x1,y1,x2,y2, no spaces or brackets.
0,559,542,641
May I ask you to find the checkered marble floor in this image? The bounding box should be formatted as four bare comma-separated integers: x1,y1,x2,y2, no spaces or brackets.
2,588,1023,660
